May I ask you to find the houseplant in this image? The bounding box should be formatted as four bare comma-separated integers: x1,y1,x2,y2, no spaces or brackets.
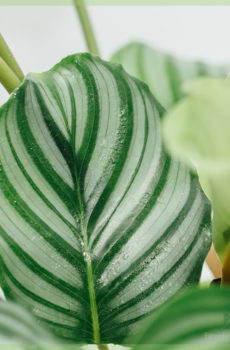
0,1,230,349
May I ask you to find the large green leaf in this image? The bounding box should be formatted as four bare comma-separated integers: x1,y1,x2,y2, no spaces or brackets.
111,42,229,109
162,78,230,264
130,287,230,349
0,53,211,344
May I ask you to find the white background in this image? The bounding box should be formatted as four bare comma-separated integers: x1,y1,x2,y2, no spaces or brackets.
0,5,225,280
1,5,230,105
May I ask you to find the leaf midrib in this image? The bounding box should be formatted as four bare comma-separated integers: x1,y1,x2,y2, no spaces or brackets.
72,137,101,344
38,69,101,343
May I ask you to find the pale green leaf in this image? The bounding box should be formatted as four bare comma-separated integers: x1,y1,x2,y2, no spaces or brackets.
163,78,230,262
111,42,229,109
0,300,55,344
130,287,230,349
0,53,211,344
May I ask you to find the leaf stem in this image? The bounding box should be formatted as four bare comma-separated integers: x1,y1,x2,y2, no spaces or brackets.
222,249,230,284
98,345,109,350
206,245,222,279
72,157,101,344
0,57,21,93
73,0,100,56
0,33,24,81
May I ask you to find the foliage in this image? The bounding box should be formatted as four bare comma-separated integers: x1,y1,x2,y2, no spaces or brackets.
130,287,230,348
0,53,211,344
111,42,229,109
0,3,230,348
163,78,230,264
0,300,55,344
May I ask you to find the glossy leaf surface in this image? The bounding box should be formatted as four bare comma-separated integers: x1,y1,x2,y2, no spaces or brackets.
0,54,211,343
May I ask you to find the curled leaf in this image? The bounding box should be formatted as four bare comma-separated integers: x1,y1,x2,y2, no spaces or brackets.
163,78,230,263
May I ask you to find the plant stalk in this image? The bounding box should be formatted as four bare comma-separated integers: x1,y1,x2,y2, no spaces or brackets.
73,0,100,56
98,345,109,350
222,249,230,284
0,33,24,81
206,245,222,279
0,57,21,93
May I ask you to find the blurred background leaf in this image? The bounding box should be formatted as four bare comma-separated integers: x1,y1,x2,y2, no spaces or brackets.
111,42,230,109
128,287,230,348
162,78,230,269
0,300,56,345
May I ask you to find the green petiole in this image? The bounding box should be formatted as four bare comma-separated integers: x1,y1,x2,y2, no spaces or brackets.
0,33,24,93
73,0,100,56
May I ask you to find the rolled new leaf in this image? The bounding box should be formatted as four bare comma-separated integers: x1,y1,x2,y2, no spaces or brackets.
130,287,230,349
163,78,230,267
111,42,230,109
0,53,211,344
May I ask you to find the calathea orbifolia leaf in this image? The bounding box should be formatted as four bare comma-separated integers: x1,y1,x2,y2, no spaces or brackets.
0,300,55,344
130,287,230,349
111,42,229,109
0,53,211,344
162,78,230,275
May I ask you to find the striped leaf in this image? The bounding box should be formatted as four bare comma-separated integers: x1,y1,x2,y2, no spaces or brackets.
0,53,211,344
111,42,230,109
0,300,55,344
130,287,230,349
0,301,85,348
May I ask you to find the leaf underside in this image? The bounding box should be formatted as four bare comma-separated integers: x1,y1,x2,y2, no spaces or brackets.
0,53,211,343
111,42,230,109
